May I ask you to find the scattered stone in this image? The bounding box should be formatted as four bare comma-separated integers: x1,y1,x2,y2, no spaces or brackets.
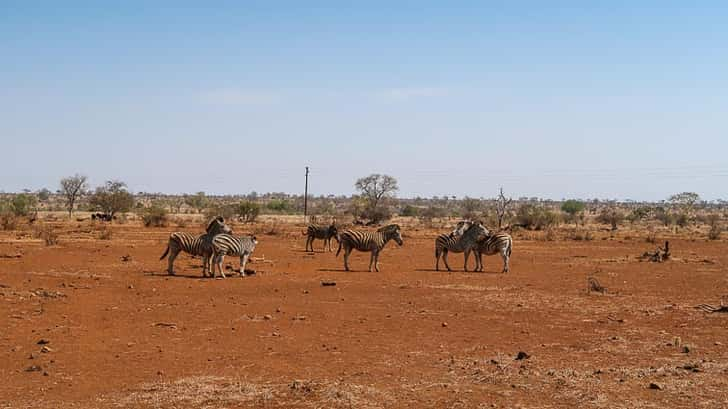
672,337,682,347
276,307,282,313
263,314,272,320
120,255,132,262
442,322,448,328
515,351,530,360
25,365,42,372
127,284,134,289
715,341,723,346
321,281,337,287
37,339,50,345
40,346,52,353
43,371,49,376
649,382,664,390
682,345,692,353
272,332,281,337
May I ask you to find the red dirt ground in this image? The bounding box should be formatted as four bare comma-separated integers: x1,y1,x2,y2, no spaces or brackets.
1,221,727,408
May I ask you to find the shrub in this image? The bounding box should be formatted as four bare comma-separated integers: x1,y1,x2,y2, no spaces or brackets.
266,199,291,213
10,194,37,217
141,204,169,227
561,200,585,225
596,208,624,231
0,211,17,231
708,224,722,240
235,201,261,223
646,229,658,244
626,207,649,224
655,208,675,226
516,204,561,230
89,181,134,218
675,213,689,228
400,205,420,217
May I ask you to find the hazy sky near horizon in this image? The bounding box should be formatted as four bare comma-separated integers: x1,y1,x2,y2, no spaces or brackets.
1,1,727,201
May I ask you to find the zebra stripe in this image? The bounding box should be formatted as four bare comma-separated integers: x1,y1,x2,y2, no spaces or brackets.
335,224,403,272
435,221,489,271
305,223,338,252
210,234,258,278
474,233,513,273
159,216,231,276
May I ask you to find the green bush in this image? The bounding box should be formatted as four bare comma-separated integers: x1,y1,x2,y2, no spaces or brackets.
266,199,291,213
596,208,624,231
516,204,561,230
141,204,169,227
561,200,585,224
400,205,420,217
235,201,260,223
10,194,37,217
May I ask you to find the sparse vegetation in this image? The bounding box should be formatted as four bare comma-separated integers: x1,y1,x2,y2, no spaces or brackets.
516,204,560,230
89,181,135,219
60,174,88,218
561,199,585,225
140,203,169,227
597,208,624,231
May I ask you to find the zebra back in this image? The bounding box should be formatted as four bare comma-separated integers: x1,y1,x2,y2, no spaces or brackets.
307,223,337,240
476,232,512,256
339,224,403,252
213,234,258,257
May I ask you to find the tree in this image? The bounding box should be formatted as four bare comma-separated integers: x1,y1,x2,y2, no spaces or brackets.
89,181,135,218
235,200,260,223
496,187,513,229
354,174,398,223
561,199,585,225
37,188,51,202
669,192,700,224
60,174,88,218
460,197,482,220
184,192,208,213
597,208,624,231
9,194,37,217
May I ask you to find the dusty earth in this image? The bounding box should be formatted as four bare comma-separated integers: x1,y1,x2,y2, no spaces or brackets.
1,219,727,408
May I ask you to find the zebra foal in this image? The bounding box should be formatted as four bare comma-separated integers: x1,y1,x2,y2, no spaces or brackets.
473,232,512,273
305,222,338,252
336,224,403,272
159,216,232,276
210,234,258,278
435,220,489,271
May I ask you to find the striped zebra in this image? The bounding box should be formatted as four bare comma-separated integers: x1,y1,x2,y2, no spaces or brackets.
435,221,489,271
305,222,338,252
474,232,513,273
159,216,232,276
210,234,258,278
336,224,403,272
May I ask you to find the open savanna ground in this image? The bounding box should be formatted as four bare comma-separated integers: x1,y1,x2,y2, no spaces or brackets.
1,218,727,408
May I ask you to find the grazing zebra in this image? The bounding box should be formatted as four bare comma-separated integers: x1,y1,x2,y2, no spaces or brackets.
159,216,232,276
305,222,338,252
473,232,513,273
336,224,403,272
435,221,489,271
210,234,258,278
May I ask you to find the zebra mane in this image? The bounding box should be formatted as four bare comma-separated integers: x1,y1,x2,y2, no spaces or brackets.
377,224,400,233
205,216,225,233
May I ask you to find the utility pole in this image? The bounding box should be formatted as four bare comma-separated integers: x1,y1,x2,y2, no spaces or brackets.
303,166,309,222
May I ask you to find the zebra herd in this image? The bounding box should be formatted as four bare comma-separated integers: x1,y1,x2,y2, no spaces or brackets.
159,217,512,277
309,219,512,273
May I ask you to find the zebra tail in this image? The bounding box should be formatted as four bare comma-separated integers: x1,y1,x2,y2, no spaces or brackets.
160,245,169,260
336,240,342,257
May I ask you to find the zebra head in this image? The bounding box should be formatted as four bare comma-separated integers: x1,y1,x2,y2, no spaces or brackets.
206,216,232,235
468,221,490,240
451,220,473,237
379,224,403,246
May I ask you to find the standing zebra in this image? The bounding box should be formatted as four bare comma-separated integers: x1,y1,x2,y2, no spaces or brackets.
159,216,232,276
435,221,489,271
336,224,403,272
305,222,338,252
210,234,258,278
473,232,513,273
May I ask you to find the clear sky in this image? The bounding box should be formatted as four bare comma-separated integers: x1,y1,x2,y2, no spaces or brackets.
1,1,727,201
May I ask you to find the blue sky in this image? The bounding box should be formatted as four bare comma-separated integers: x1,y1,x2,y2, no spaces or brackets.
1,1,727,200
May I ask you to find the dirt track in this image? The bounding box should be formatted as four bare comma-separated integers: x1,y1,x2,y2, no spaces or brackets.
1,221,727,408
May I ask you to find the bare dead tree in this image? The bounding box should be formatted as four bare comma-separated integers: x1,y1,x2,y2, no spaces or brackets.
495,187,513,229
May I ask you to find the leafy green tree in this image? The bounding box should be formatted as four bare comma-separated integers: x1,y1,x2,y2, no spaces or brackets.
89,181,135,218
561,200,585,225
9,194,37,217
354,174,398,223
184,192,208,214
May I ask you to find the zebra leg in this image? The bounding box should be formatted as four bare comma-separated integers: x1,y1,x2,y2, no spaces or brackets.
443,249,452,272
369,250,379,272
502,249,509,273
167,245,180,275
435,248,441,271
201,254,209,277
217,254,226,279
305,236,312,252
343,246,351,271
240,252,250,276
464,249,471,272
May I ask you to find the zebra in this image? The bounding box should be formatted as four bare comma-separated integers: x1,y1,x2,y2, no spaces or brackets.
159,216,232,276
210,234,258,278
435,220,489,271
473,232,513,273
305,222,338,252
336,224,403,272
